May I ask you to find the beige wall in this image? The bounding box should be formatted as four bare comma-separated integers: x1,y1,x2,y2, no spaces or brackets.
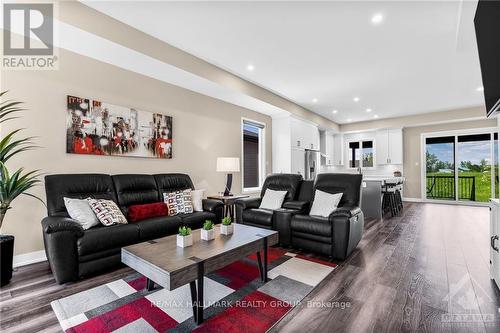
1,48,272,256
403,119,497,198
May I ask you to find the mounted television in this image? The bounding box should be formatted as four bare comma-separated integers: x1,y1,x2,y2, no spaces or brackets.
474,0,500,117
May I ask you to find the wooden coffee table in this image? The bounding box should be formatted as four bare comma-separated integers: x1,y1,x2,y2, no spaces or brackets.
121,224,278,324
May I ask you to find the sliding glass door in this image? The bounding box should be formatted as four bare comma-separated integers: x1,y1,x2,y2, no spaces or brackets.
425,129,498,203
426,136,455,201
457,134,492,202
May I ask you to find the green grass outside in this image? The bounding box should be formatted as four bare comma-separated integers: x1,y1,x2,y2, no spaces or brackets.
426,171,494,202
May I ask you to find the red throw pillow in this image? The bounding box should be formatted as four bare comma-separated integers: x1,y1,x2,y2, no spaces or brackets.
128,202,168,222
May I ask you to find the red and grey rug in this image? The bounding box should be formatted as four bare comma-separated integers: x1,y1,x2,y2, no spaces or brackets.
51,248,336,333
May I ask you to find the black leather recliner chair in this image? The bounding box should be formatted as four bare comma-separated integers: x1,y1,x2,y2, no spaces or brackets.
42,173,224,284
235,174,305,231
290,173,364,260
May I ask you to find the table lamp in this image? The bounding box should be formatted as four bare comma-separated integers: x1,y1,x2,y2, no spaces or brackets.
216,157,240,196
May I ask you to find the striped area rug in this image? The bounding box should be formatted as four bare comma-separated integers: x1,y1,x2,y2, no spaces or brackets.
51,248,336,333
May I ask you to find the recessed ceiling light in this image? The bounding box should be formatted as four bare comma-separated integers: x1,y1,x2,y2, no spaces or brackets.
371,13,384,25
332,110,338,114
347,118,352,122
353,97,360,102
247,64,254,71
312,98,318,103
366,108,372,113
476,86,484,92
374,114,379,119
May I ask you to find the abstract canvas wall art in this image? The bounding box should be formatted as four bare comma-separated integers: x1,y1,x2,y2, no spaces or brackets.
66,95,172,159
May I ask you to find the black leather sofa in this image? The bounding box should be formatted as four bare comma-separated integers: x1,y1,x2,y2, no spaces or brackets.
42,173,224,284
235,174,304,229
236,173,364,260
290,173,364,260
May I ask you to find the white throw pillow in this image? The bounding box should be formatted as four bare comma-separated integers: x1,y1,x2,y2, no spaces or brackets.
259,189,288,210
163,189,194,215
309,190,343,217
87,198,128,226
191,189,205,212
64,197,100,230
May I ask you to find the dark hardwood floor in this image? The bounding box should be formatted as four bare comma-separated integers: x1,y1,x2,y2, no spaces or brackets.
1,203,499,333
271,203,500,333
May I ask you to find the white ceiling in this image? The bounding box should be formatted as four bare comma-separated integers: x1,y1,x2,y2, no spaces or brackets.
84,0,484,124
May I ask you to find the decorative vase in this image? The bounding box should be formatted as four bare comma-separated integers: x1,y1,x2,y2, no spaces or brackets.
177,234,193,248
201,229,215,241
221,224,233,235
0,235,14,287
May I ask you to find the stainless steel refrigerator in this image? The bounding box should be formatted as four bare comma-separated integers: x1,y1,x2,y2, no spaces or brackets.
304,149,320,180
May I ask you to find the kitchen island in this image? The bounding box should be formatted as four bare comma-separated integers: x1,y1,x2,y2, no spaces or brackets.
361,176,404,220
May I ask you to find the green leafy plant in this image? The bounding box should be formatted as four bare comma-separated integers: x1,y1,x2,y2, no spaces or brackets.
178,226,192,236
0,91,43,230
221,216,232,226
203,220,214,230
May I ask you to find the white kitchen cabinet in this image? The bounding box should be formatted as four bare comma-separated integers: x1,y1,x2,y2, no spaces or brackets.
490,199,500,289
291,148,305,176
291,117,320,150
291,117,304,148
332,134,344,166
376,130,389,165
320,131,335,165
376,128,403,165
388,129,403,164
272,115,322,173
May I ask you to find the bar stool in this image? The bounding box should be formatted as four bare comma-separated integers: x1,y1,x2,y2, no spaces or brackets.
382,180,403,217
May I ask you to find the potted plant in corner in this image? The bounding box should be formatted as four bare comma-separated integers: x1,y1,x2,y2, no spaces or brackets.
0,91,43,286
177,226,193,248
201,220,215,241
220,216,233,235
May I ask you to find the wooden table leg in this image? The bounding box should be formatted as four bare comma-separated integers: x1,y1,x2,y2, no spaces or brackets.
146,278,155,291
263,238,268,282
256,252,264,281
189,261,205,325
196,262,204,324
189,281,197,322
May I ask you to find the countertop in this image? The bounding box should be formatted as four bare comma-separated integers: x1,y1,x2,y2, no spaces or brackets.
363,176,405,183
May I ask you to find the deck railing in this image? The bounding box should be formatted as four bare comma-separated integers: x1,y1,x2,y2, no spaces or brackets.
426,175,476,201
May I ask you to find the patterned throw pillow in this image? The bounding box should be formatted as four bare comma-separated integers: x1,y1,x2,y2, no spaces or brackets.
87,198,128,226
163,189,194,215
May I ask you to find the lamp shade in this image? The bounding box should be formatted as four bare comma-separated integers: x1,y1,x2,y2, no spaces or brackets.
216,157,240,173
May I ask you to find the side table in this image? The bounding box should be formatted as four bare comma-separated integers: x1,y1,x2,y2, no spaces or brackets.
207,194,249,222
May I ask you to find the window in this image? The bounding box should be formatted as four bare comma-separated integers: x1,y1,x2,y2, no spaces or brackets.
348,140,374,168
242,119,265,191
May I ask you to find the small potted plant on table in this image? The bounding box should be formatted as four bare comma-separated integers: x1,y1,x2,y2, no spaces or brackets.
220,216,233,235
201,220,215,241
177,226,192,248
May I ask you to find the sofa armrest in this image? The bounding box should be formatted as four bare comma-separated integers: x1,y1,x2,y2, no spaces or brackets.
282,200,310,212
329,206,362,219
42,216,85,237
41,216,84,284
234,197,261,210
202,199,223,213
328,206,364,260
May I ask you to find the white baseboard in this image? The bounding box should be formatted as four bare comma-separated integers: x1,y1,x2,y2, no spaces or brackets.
13,250,47,268
403,197,423,202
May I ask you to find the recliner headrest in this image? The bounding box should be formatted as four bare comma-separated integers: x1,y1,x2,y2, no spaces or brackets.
260,173,303,201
